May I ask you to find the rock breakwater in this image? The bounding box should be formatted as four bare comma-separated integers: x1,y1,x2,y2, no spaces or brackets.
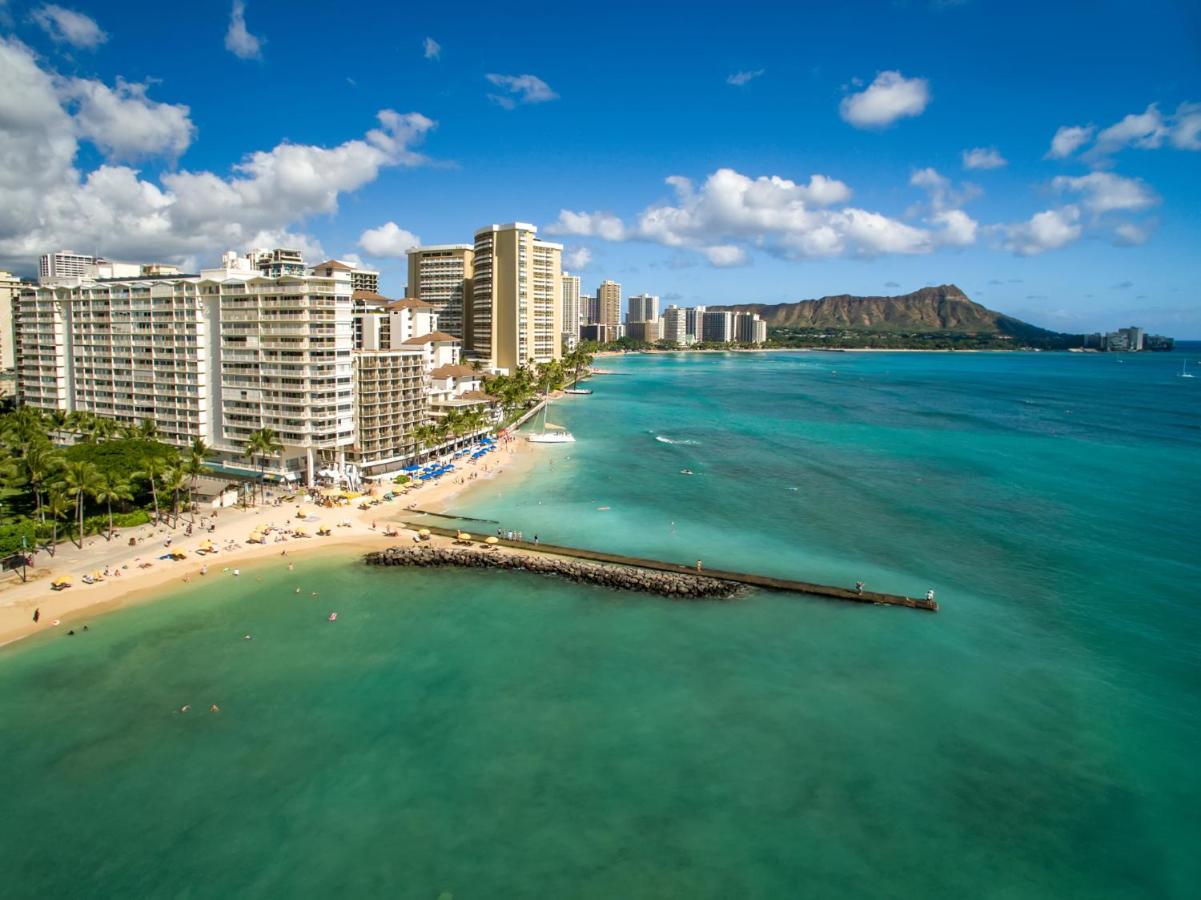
366,546,742,600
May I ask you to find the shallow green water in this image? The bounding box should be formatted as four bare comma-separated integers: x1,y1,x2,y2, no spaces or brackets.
2,350,1199,898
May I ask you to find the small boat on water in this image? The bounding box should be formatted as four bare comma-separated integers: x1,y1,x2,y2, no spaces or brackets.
527,395,575,442
564,388,592,395
528,431,576,443
680,468,695,476
1178,360,1195,379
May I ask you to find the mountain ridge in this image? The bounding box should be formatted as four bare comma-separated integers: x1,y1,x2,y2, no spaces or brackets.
712,284,1064,341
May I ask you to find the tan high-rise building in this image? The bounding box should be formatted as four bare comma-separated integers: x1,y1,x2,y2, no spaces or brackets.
406,244,474,341
1,270,32,371
468,223,562,372
596,280,621,326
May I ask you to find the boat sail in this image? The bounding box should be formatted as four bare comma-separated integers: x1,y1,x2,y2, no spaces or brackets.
527,397,576,443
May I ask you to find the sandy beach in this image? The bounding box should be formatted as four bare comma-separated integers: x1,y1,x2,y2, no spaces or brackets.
0,436,540,649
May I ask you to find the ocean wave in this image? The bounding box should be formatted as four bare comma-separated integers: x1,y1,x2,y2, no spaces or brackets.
655,435,700,445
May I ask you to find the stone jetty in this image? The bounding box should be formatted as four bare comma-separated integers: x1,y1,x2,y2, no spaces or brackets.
366,546,742,600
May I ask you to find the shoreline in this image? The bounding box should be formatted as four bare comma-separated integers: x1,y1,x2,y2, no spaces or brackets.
591,346,1045,358
0,436,539,651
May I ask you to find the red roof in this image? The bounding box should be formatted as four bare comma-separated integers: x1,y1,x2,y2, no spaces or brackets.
401,331,459,345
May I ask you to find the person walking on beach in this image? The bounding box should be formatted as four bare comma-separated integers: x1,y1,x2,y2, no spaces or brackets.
32,608,40,623
696,559,703,573
855,581,864,595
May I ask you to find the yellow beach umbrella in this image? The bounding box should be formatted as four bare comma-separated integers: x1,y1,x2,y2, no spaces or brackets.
485,536,499,545
51,575,72,587
293,527,308,537
418,528,431,537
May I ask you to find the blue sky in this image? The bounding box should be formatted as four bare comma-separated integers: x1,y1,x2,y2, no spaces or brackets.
1,0,1199,334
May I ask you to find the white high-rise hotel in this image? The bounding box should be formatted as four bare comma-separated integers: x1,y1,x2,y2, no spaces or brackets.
13,246,500,483
13,250,355,483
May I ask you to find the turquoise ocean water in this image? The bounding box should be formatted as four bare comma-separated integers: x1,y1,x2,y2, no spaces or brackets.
2,350,1199,898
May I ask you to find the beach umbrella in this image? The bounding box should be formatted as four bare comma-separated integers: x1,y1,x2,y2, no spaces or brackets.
418,528,431,537
457,532,472,541
485,536,499,545
51,576,71,588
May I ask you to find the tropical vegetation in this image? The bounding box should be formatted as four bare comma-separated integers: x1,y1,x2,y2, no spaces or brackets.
0,408,221,556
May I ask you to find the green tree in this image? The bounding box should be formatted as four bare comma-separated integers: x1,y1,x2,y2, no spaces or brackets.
44,489,70,557
160,460,189,527
134,456,166,524
92,471,133,540
60,459,100,548
244,428,283,504
21,444,64,524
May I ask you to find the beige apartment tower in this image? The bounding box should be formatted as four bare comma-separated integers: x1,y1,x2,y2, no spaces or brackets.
469,223,562,372
406,244,474,341
596,280,621,327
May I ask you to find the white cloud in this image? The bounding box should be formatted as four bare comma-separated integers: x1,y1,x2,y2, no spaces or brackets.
357,222,421,258
552,210,627,241
961,147,1006,170
485,73,557,109
1051,172,1158,214
932,209,978,246
703,245,747,266
1046,124,1094,159
840,71,930,128
1003,206,1082,255
564,246,592,270
1049,103,1201,162
1093,104,1168,156
1171,102,1201,150
225,0,262,61
0,35,436,271
423,37,441,60
60,77,194,161
727,69,765,86
549,167,931,265
908,167,981,222
1113,222,1150,246
32,4,106,49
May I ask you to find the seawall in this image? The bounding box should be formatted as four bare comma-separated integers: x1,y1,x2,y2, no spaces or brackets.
365,546,742,600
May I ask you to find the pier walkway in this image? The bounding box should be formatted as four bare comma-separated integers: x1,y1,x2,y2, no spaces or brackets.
402,522,939,612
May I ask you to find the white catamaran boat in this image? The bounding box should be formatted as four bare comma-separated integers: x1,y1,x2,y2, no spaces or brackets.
527,397,576,443
1178,360,1195,379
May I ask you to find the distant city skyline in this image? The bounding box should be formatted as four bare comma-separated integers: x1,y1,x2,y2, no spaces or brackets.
1,1,1199,334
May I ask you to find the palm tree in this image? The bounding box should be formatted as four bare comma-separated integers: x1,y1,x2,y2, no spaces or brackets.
160,460,189,527
182,452,206,522
244,428,283,504
46,409,70,438
134,457,166,524
92,471,133,540
60,460,100,548
412,423,439,464
21,444,63,523
44,489,71,557
138,418,159,440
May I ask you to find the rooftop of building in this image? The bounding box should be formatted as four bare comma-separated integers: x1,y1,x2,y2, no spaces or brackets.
402,331,460,345
310,259,353,271
429,363,480,378
409,244,474,253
